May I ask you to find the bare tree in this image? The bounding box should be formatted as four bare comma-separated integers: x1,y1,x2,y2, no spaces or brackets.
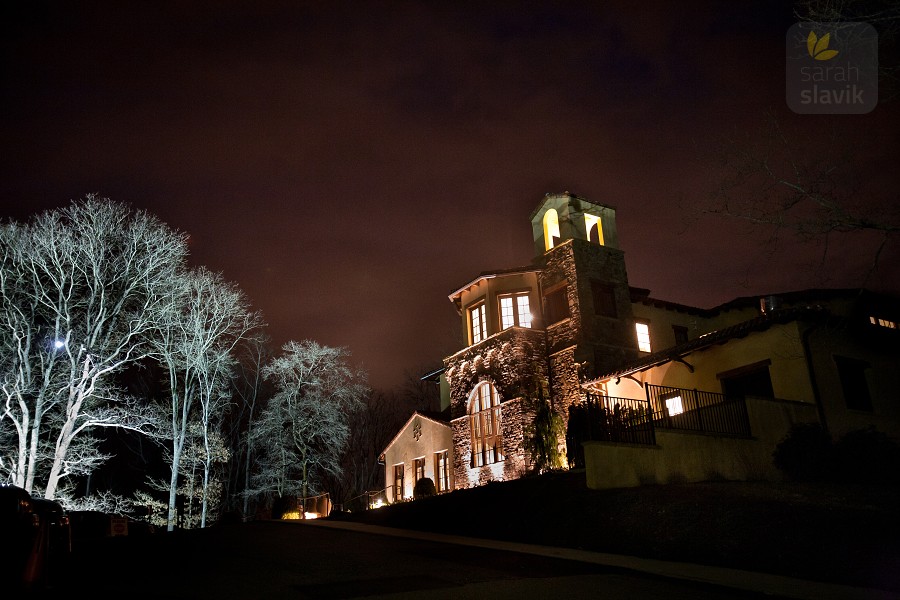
222,332,273,519
152,267,262,530
793,0,900,101
0,197,186,500
248,341,367,514
322,387,421,511
695,109,898,288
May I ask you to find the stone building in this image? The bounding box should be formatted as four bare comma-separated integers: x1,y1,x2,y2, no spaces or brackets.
381,191,900,498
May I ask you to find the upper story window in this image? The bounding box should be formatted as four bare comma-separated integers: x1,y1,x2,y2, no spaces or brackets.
585,214,603,245
718,360,774,400
469,302,486,344
869,315,897,329
591,280,617,318
673,325,689,345
635,320,651,352
469,381,503,467
543,209,561,251
543,284,569,325
499,293,532,330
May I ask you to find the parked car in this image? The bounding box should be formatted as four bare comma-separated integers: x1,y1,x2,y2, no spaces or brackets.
0,485,44,591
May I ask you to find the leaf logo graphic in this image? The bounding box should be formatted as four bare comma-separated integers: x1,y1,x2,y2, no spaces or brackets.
807,31,839,60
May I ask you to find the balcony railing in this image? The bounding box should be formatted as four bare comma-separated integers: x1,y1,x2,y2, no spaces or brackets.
568,385,752,463
645,384,751,437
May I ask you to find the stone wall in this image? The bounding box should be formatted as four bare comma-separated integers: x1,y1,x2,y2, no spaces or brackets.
444,328,545,488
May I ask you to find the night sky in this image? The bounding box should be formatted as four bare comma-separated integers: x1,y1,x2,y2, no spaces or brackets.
2,2,898,390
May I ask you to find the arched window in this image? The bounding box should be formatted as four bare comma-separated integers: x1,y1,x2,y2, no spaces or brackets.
585,214,603,245
543,209,560,251
469,382,503,467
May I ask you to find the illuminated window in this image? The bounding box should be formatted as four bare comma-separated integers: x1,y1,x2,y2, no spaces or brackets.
469,302,486,344
393,464,404,501
499,293,532,329
543,209,560,251
543,284,569,325
413,457,425,483
635,321,651,352
584,214,603,245
434,450,450,492
665,395,684,416
469,382,503,467
869,316,897,329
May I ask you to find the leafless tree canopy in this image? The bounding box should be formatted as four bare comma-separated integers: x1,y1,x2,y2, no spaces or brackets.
0,196,187,501
247,340,368,508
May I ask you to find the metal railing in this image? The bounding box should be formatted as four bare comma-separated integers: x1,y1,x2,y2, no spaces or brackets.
570,394,656,447
645,385,751,437
570,386,752,455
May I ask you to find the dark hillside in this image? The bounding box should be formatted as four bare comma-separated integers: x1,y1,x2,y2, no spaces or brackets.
327,470,900,593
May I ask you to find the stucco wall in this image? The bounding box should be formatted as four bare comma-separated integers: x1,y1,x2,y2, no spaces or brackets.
583,396,819,489
383,414,453,502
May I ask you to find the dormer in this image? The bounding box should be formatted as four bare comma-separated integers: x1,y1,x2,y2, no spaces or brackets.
529,191,619,258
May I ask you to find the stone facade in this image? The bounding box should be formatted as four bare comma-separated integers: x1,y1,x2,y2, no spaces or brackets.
385,192,644,494
444,327,546,488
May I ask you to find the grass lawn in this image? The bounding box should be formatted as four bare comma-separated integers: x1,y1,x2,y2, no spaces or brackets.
326,469,900,593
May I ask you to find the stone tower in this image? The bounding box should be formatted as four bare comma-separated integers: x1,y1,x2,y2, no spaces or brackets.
529,192,639,409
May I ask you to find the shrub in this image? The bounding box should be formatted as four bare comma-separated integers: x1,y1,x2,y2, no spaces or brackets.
773,423,900,485
413,477,436,500
832,426,900,485
772,422,834,482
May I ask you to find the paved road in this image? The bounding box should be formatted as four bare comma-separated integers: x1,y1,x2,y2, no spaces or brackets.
46,519,896,600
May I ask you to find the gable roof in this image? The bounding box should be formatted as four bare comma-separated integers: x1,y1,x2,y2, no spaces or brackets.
448,266,541,302
380,410,451,457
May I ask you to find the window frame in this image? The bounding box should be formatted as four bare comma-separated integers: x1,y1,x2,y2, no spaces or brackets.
393,464,405,501
469,382,504,467
434,450,450,492
498,291,532,330
468,301,487,344
717,359,774,400
591,280,617,318
635,320,651,352
413,457,426,483
543,283,569,326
